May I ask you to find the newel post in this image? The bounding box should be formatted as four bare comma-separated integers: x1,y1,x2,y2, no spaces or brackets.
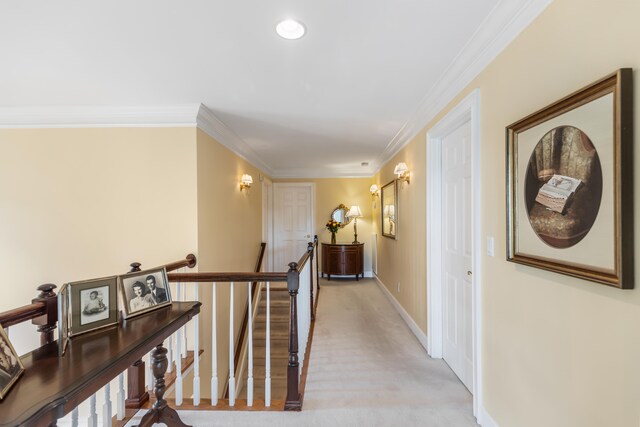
31,284,57,346
284,262,302,411
125,261,150,409
307,242,315,321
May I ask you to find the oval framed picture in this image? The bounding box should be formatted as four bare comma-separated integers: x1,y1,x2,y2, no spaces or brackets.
506,69,633,289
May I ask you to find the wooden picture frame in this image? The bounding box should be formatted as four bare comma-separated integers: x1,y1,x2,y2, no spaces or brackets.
0,325,24,400
381,180,398,239
64,276,119,337
506,68,633,288
119,267,172,319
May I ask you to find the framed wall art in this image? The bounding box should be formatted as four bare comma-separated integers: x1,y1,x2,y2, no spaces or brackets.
506,68,633,288
119,267,172,319
63,276,119,338
0,325,24,400
381,180,398,239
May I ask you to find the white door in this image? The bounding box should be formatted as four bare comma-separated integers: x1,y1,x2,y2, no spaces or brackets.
273,183,314,272
442,120,473,392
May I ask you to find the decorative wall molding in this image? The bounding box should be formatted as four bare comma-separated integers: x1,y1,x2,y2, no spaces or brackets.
373,0,553,171
0,104,200,128
373,275,429,354
195,104,273,175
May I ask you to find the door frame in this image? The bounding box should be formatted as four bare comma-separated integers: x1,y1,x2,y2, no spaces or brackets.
426,89,482,417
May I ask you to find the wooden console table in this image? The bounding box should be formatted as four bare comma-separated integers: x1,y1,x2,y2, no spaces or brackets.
0,301,201,427
321,243,364,281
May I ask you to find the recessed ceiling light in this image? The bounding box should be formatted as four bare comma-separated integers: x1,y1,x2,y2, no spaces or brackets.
276,19,306,40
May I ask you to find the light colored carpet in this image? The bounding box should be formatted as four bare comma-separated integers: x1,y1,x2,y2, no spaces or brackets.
126,278,478,426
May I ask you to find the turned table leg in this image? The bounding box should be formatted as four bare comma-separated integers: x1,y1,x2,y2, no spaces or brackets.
135,344,190,427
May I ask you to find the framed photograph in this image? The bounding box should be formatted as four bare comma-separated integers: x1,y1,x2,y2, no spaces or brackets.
506,69,633,288
119,267,171,319
65,276,119,337
381,180,398,239
0,325,25,400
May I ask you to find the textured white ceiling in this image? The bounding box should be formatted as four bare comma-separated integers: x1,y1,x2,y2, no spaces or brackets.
0,0,551,177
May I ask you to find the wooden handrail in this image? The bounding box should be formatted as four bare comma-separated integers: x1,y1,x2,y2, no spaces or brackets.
168,271,288,282
0,302,46,328
0,284,58,346
165,253,197,272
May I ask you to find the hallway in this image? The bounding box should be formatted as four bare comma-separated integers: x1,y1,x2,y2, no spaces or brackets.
127,278,477,426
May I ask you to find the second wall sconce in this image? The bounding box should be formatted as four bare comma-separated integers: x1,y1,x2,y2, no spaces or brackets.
240,174,253,191
369,184,379,198
394,162,410,184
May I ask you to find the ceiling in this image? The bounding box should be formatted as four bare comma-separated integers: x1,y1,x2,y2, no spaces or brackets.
0,0,551,177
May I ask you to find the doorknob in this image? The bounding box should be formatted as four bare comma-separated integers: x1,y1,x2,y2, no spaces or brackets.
305,234,311,238
467,271,472,276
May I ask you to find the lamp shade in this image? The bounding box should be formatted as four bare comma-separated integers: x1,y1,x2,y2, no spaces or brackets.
369,184,378,194
241,174,253,185
347,205,363,218
393,162,409,177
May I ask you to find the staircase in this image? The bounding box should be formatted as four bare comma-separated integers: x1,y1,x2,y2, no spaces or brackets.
238,284,290,401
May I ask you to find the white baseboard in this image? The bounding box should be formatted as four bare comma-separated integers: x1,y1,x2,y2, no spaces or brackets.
477,405,499,427
373,275,429,354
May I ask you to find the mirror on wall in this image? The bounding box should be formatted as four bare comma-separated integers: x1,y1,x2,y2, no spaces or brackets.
330,204,352,228
381,180,397,239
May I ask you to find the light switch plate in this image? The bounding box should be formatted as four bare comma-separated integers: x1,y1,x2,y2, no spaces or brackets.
487,236,495,257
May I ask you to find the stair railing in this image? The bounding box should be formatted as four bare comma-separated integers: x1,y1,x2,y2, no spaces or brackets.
224,242,267,399
166,235,319,411
0,254,199,427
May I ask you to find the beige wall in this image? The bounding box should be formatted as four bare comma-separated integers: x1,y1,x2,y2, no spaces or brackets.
374,142,428,332
196,129,265,397
275,177,376,274
0,127,198,313
375,0,640,425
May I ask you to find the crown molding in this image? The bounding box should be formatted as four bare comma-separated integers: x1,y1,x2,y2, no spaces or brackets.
195,104,273,176
270,167,375,179
0,104,200,128
373,0,554,171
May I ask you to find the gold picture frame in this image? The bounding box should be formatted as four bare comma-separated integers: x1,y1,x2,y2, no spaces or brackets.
506,69,633,288
0,325,24,400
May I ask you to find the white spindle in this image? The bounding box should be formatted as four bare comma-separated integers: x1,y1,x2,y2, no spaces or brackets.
247,281,254,406
176,316,183,405
146,351,152,390
193,282,201,406
117,372,125,420
71,407,79,427
181,277,187,359
211,282,218,405
167,333,174,373
102,383,112,427
265,281,271,407
88,394,97,427
228,281,236,406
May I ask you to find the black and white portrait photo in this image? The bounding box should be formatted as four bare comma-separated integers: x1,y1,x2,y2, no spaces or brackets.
0,326,24,400
119,268,171,319
80,286,109,326
64,276,119,337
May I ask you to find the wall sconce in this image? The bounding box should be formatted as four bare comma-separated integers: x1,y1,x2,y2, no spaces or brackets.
240,174,253,191
394,162,410,184
369,184,379,198
347,205,363,244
